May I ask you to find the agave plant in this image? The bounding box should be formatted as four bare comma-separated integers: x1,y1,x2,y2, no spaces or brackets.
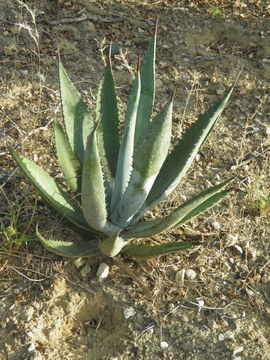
10,32,234,258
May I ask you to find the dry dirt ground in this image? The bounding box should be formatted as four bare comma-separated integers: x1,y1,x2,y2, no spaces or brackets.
0,1,270,359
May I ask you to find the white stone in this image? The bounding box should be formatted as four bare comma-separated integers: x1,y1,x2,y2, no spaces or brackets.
219,331,234,341
197,299,205,309
205,180,213,188
96,263,110,280
218,333,225,341
212,221,222,230
123,307,136,319
185,269,197,280
175,269,185,284
28,343,36,352
25,306,34,321
234,244,243,255
20,69,28,75
233,346,244,355
245,288,254,297
225,234,238,247
74,257,84,269
160,341,169,349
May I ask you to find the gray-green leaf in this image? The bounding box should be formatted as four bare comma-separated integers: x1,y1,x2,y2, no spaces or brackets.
134,88,234,220
134,34,156,144
112,99,173,227
110,71,141,213
59,61,92,165
123,178,232,239
81,130,120,236
54,119,80,193
9,148,91,231
37,230,100,257
96,64,120,189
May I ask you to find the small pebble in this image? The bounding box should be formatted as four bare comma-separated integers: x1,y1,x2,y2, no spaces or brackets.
160,341,169,349
175,269,185,284
208,319,218,330
20,69,28,75
25,306,35,321
225,234,238,247
74,258,84,269
123,307,136,319
234,244,243,255
218,331,234,341
205,180,213,188
197,299,204,309
28,344,36,352
245,288,254,297
156,78,163,89
233,346,244,355
180,194,187,201
185,269,197,280
80,264,91,277
96,263,110,280
168,303,175,312
115,65,123,71
212,221,222,230
216,87,225,95
246,248,257,261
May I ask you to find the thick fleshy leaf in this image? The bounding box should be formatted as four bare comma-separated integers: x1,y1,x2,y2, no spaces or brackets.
81,131,120,236
110,71,141,213
37,230,100,257
125,241,193,258
96,64,120,191
133,88,234,221
122,179,232,239
111,100,173,227
134,34,156,144
59,61,92,165
100,234,130,257
9,148,91,231
54,119,80,193
175,190,228,228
